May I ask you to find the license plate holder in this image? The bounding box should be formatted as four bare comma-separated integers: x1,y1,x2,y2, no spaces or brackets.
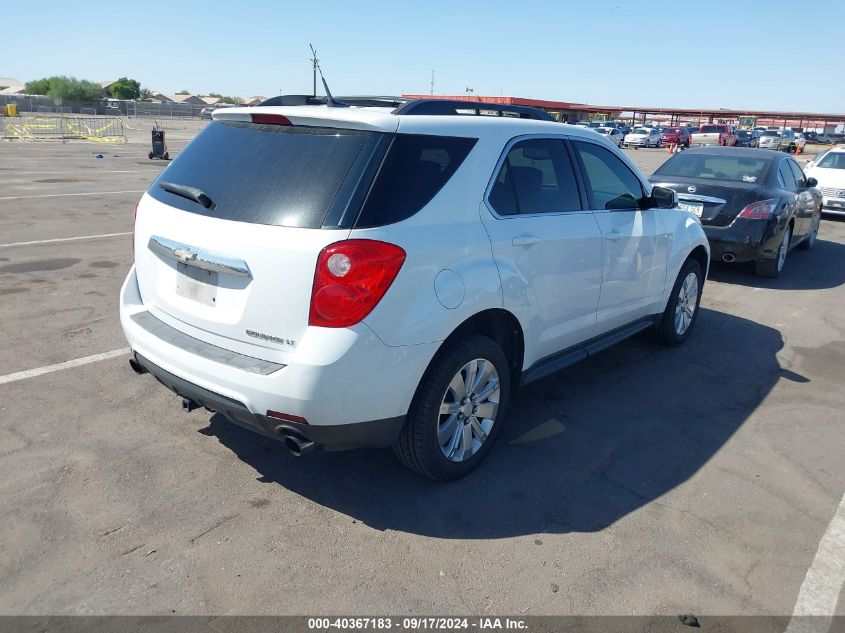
176,262,218,306
678,200,704,217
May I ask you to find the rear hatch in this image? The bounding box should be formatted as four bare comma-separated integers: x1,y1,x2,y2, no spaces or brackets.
133,112,394,361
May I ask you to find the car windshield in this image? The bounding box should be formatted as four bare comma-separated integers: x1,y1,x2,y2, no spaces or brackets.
655,153,770,183
737,131,751,138
663,128,679,134
632,128,649,134
817,152,845,169
596,128,611,133
761,131,781,137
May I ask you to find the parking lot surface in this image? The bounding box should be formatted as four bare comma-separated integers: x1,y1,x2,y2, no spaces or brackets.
1,129,843,617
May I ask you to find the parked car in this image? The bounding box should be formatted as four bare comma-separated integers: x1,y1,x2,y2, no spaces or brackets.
615,122,631,135
121,99,709,479
660,127,691,148
199,107,216,120
758,129,799,152
624,126,662,148
691,124,737,147
587,121,606,129
805,148,830,170
735,129,762,147
595,126,624,146
803,131,819,144
649,146,822,277
816,133,833,144
804,147,845,216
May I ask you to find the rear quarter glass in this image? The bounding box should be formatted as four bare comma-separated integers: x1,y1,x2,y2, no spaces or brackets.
148,121,378,229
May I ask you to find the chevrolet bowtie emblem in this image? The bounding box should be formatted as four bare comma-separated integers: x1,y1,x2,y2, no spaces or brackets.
173,247,196,262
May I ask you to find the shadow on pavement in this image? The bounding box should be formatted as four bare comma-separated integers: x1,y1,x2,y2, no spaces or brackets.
707,236,845,290
201,308,795,539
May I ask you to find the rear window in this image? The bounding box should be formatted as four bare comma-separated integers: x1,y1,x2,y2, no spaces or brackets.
149,121,376,228
762,131,781,137
699,125,724,133
148,121,476,229
655,153,770,183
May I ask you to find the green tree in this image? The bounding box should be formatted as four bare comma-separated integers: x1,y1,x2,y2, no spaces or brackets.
39,76,104,101
24,78,51,95
108,77,141,100
176,89,190,95
139,87,155,101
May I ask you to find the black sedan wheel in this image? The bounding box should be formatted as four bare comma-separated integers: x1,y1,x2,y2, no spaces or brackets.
756,224,791,278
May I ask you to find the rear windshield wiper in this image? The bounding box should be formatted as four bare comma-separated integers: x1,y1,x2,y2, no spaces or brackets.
159,181,215,210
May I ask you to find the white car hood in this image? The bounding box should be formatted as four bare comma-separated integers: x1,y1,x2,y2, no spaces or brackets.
807,167,845,188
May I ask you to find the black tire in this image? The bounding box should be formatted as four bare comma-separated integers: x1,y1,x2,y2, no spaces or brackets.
393,335,511,481
652,258,703,346
148,152,153,159
798,211,821,250
755,224,791,277
163,152,170,160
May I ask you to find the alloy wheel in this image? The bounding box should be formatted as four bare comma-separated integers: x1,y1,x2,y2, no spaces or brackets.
778,225,791,272
437,359,500,463
674,272,699,336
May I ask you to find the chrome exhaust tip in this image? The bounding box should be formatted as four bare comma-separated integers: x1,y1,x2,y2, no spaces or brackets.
721,252,736,263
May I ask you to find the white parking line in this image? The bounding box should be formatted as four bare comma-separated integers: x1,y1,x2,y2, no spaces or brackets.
784,491,845,633
0,348,130,386
0,190,144,201
0,232,132,248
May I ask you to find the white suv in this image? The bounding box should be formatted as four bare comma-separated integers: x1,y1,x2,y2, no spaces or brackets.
120,99,709,480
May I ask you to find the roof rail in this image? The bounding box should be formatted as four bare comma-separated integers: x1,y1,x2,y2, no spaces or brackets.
392,99,555,122
258,95,409,108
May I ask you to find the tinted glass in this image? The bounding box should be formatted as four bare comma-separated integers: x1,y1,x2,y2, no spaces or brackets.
655,153,769,183
573,141,644,210
787,160,807,188
148,121,375,228
817,152,845,169
489,139,581,215
355,134,477,228
762,131,781,137
700,125,724,133
778,161,798,189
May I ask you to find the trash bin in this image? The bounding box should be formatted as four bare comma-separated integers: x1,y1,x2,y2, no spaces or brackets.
6,104,17,117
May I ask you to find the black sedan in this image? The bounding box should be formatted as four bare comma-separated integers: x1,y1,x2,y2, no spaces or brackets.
649,147,823,277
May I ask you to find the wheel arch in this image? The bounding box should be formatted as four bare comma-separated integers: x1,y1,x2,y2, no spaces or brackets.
432,308,525,384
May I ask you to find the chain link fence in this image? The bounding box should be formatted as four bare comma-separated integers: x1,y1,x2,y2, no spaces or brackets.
0,95,209,119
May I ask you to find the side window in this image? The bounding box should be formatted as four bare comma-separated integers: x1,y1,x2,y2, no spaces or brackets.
488,138,581,215
787,159,807,188
356,134,477,228
778,161,797,190
573,141,645,210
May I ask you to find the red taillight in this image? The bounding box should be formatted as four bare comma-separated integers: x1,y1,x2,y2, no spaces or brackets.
250,113,292,126
309,240,406,328
738,199,777,220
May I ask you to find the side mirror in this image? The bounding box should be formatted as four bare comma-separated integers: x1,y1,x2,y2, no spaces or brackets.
807,177,818,187
646,186,678,209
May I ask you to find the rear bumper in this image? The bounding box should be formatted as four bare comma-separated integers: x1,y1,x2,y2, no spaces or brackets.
703,219,776,263
132,352,404,450
120,266,438,449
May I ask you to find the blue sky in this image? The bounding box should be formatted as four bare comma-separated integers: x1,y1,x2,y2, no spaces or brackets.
4,0,843,113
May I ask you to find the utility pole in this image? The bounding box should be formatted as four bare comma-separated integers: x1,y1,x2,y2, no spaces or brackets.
430,70,435,95
309,44,319,97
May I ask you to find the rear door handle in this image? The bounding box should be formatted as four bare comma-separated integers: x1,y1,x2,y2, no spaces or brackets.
512,235,540,247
